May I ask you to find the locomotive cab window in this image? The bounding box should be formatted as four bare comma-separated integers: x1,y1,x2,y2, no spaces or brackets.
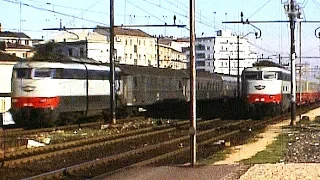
33,68,55,78
13,68,32,79
243,71,262,80
263,72,277,80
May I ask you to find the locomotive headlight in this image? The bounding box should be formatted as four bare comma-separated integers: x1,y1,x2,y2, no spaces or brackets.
261,98,265,101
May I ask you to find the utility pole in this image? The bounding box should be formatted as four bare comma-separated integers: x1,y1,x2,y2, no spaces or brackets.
228,56,231,75
237,35,240,98
285,0,299,126
110,0,116,124
189,0,196,167
299,20,302,120
157,36,160,68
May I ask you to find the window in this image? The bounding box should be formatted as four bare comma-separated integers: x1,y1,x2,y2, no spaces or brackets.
14,68,32,79
243,71,262,80
196,44,205,51
134,45,137,53
34,68,54,78
206,46,210,50
130,54,132,59
80,48,84,57
130,39,132,45
68,48,73,56
196,53,205,59
263,72,277,79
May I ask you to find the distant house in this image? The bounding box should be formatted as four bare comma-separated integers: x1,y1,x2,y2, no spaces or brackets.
0,23,33,59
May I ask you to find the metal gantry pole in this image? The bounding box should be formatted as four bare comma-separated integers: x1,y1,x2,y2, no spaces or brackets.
237,35,240,98
289,0,296,126
299,21,302,120
110,0,116,124
189,0,196,167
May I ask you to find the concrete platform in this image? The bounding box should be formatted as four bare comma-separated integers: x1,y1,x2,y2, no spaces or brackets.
98,164,242,180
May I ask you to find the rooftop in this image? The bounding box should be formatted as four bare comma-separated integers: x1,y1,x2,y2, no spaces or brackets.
0,31,30,39
94,26,153,38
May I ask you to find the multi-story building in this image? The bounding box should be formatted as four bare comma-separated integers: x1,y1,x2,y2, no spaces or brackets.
195,37,215,73
95,26,157,67
0,23,33,59
50,30,123,63
214,29,257,75
184,36,215,73
158,43,187,69
184,29,257,75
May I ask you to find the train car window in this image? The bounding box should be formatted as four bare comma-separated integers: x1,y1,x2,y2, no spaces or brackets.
243,71,262,80
178,80,182,90
115,71,120,80
53,69,63,79
134,77,138,88
14,68,32,79
33,68,54,78
146,77,152,88
263,72,277,80
62,69,86,79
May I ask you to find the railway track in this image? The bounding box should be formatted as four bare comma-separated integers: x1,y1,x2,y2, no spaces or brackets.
1,104,318,179
0,118,226,179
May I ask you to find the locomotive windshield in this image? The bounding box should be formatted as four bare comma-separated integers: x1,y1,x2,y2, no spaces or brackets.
13,68,55,79
263,71,277,80
243,71,262,80
34,68,55,78
14,68,32,79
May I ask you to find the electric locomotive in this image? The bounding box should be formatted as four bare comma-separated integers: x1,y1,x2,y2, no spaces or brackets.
242,66,291,118
10,58,122,127
242,65,320,118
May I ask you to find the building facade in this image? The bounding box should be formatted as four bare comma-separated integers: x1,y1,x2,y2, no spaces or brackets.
0,24,33,59
94,26,157,67
214,29,257,75
158,43,187,69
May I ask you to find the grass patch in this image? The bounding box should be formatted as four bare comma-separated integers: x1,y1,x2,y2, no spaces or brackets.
241,133,288,165
198,148,233,165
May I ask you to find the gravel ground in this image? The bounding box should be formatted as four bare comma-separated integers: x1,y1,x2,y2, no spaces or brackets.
240,108,320,180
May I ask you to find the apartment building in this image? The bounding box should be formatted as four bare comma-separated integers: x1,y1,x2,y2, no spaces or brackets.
214,29,257,75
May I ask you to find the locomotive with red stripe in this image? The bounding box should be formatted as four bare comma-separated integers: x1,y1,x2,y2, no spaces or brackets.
242,65,320,118
11,59,122,127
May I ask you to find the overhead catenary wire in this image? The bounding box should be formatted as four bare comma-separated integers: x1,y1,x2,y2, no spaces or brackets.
247,0,273,19
2,0,109,26
140,0,214,28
